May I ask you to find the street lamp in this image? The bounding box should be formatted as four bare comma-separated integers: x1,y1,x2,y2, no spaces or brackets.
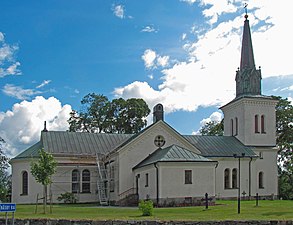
233,153,245,214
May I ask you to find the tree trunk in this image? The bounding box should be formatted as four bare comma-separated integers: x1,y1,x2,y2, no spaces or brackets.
43,185,47,214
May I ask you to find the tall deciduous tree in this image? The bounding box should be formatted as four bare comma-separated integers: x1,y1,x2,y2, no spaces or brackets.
0,137,10,202
31,149,57,213
68,93,150,134
199,119,224,136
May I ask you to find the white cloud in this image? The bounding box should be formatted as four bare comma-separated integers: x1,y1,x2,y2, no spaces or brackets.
142,49,157,69
180,0,197,5
36,80,51,89
116,0,293,115
0,33,21,77
0,96,72,157
141,49,170,69
2,84,42,100
112,4,125,19
141,25,158,33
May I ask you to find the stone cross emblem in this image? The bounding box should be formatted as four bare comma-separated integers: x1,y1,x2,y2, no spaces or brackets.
154,135,166,148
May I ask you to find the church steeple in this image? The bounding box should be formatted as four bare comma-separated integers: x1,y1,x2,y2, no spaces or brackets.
235,11,262,98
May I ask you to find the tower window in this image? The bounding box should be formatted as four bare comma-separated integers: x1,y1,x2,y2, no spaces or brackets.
145,173,149,187
255,115,259,133
231,119,234,136
261,115,266,133
235,117,238,136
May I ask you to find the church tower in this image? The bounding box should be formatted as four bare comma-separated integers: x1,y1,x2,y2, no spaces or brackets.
220,13,278,147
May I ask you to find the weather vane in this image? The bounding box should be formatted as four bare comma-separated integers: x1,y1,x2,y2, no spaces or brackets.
244,3,248,19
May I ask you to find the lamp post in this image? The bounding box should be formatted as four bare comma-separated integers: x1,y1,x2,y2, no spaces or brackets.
233,153,245,214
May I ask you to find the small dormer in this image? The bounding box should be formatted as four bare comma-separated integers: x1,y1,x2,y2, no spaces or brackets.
153,104,164,123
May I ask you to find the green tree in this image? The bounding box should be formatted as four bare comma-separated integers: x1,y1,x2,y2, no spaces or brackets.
68,93,150,134
273,96,293,199
31,149,57,213
0,137,10,202
199,119,224,136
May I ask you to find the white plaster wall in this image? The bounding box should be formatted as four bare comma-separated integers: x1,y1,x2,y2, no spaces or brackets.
251,148,278,197
222,98,277,146
11,159,42,204
214,157,252,198
11,158,100,204
159,162,216,198
118,121,200,199
134,165,157,200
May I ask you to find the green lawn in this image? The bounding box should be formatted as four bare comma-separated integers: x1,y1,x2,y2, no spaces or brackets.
3,200,293,221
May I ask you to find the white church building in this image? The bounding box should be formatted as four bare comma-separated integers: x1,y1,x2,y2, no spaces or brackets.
10,14,279,206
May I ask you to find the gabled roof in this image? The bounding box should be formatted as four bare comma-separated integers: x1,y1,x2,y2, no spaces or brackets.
133,144,213,170
183,135,257,158
13,131,133,160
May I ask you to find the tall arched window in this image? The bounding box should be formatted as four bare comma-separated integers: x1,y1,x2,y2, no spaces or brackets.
72,169,80,193
224,169,230,189
255,115,259,133
22,171,28,195
232,168,238,189
231,119,234,136
259,172,264,188
261,115,265,133
82,169,91,193
235,117,238,135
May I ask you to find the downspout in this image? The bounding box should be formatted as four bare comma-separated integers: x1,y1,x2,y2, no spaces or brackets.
154,163,159,206
214,161,219,199
249,157,252,198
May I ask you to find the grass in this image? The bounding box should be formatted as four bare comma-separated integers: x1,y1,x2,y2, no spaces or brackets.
2,200,293,221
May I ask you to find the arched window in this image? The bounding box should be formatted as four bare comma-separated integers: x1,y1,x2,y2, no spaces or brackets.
231,119,234,136
261,115,265,133
259,172,264,188
224,169,230,189
232,168,238,189
72,169,80,193
22,171,28,195
255,115,259,133
82,169,90,193
235,117,238,135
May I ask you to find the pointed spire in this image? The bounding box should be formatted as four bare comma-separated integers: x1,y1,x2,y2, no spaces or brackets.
235,8,262,98
240,13,255,70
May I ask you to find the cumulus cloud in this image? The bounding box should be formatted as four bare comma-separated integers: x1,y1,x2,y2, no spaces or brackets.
0,96,72,157
115,0,293,116
141,49,170,69
0,33,21,78
2,84,42,100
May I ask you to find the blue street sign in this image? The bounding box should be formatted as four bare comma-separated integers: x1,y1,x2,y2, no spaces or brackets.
0,203,16,212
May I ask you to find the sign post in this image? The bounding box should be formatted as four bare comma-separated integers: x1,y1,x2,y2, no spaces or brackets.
0,203,16,225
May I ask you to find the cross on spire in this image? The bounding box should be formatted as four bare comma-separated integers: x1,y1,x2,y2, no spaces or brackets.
244,3,248,20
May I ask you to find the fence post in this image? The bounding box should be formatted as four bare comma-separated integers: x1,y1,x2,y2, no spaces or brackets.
205,193,209,209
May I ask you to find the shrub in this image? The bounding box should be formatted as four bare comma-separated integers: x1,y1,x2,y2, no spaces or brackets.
138,200,154,216
57,192,77,204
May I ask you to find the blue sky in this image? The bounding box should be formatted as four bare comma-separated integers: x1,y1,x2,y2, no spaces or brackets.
0,0,293,157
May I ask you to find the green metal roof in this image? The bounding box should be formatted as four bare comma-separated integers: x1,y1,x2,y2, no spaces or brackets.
133,144,213,169
12,141,42,159
13,131,133,160
183,135,257,157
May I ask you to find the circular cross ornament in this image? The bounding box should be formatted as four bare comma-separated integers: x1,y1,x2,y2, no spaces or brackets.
154,135,166,148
